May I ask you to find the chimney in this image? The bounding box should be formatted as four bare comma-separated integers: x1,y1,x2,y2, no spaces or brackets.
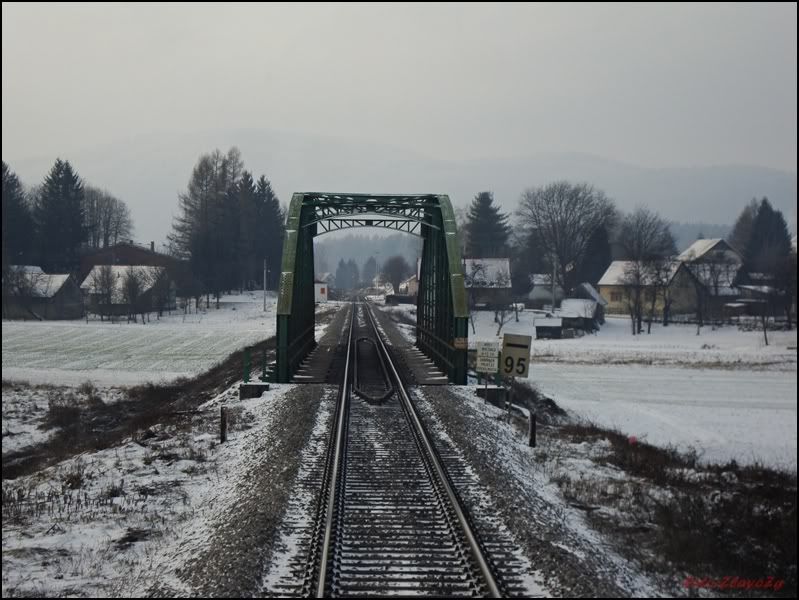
150,241,155,252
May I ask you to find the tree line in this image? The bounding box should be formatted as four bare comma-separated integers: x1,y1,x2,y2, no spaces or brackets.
167,147,284,307
2,160,133,274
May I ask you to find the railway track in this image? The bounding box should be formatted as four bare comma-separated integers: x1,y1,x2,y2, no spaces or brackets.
302,302,508,597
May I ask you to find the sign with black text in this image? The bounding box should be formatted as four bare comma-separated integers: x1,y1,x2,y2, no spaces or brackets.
501,333,531,378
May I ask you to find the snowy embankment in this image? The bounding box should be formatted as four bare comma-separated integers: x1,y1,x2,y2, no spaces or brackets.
2,293,339,386
2,382,331,598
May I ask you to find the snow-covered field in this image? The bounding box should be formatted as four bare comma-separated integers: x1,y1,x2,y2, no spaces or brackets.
385,305,797,369
2,294,340,386
533,363,797,469
380,305,798,469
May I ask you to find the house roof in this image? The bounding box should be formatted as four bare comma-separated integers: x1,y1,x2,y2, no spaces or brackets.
738,284,776,296
678,238,741,263
529,273,554,286
598,260,682,287
10,272,72,298
10,265,44,275
576,282,607,306
463,258,511,289
80,265,165,303
560,298,597,318
82,241,173,260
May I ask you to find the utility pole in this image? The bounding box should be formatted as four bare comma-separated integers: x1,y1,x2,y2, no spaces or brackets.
551,254,557,313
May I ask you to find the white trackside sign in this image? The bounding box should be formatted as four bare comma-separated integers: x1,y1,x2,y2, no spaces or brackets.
476,341,500,374
501,333,532,378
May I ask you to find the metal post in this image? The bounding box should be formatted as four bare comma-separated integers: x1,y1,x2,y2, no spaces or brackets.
528,412,536,447
220,407,227,443
264,258,267,312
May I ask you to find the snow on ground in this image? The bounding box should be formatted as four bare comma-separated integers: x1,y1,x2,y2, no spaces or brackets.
2,294,339,386
532,363,797,470
382,305,797,369
2,382,126,456
379,305,797,470
470,311,797,369
1,381,296,598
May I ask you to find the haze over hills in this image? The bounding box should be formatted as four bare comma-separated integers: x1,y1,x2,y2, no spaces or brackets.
6,129,797,247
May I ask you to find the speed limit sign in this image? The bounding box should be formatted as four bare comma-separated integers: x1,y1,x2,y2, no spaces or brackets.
501,333,531,378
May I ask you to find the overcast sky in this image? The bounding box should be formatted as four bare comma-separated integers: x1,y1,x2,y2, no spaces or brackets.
2,2,796,172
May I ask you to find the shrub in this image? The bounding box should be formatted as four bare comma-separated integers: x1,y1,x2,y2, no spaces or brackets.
46,391,81,428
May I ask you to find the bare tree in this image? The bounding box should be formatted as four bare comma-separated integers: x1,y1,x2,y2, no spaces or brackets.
492,270,516,334
645,259,673,333
89,264,116,320
82,186,133,249
517,182,617,295
121,267,145,323
108,199,133,246
617,208,676,334
150,268,173,317
464,260,486,310
621,261,646,335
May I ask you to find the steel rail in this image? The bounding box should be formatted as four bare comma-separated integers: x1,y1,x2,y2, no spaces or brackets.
362,302,503,598
315,302,354,598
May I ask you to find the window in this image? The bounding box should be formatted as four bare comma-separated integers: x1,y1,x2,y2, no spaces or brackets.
611,291,622,302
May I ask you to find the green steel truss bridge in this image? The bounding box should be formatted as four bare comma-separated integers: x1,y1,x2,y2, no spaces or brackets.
275,193,469,384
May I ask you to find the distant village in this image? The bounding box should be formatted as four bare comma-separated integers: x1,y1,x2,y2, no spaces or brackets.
4,228,797,342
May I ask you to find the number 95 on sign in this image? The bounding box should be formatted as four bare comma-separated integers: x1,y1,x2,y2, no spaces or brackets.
501,333,531,378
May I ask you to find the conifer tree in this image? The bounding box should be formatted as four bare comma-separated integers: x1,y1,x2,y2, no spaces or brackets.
34,159,85,271
464,191,510,257
2,161,34,268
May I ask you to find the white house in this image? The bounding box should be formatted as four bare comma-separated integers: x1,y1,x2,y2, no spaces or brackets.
314,281,329,302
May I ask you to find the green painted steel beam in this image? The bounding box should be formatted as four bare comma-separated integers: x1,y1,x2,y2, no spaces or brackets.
275,192,468,384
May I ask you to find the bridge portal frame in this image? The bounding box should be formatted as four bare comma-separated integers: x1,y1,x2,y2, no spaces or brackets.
275,193,468,384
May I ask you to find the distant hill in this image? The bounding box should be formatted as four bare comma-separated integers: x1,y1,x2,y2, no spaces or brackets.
7,129,796,245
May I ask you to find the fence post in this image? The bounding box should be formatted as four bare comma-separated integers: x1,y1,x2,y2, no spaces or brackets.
260,348,268,382
220,406,228,443
528,412,536,447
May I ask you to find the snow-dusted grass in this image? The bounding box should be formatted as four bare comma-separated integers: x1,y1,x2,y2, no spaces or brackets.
1,381,296,598
2,381,126,456
2,294,339,386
